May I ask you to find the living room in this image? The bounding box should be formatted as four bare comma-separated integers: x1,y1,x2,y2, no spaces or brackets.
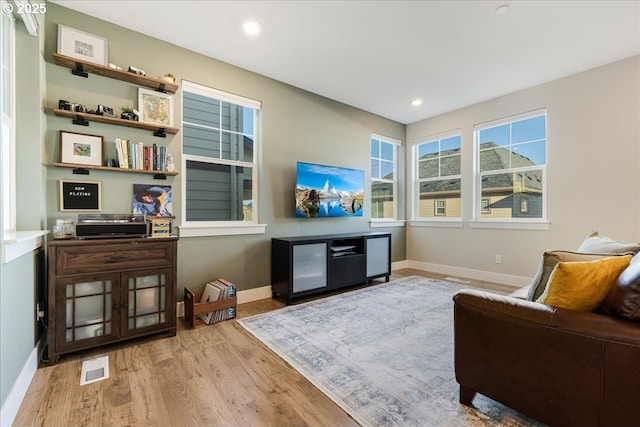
1,1,639,426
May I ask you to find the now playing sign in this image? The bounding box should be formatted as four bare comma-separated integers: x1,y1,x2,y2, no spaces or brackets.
60,180,102,211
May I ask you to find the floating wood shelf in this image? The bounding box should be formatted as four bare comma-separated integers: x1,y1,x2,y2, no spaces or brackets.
52,162,178,178
51,108,179,137
52,53,178,93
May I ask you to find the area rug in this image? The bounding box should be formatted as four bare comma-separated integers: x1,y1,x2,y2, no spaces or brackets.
238,276,546,427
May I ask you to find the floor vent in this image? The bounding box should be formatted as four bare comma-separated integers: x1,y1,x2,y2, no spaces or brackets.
80,355,109,385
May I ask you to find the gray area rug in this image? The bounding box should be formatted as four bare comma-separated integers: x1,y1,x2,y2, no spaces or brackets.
239,276,546,427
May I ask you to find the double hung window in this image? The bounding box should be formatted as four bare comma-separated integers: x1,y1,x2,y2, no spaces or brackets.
181,81,262,235
370,134,400,219
413,132,462,219
474,110,546,222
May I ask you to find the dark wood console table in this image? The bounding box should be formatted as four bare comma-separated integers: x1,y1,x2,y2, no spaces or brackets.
271,232,391,304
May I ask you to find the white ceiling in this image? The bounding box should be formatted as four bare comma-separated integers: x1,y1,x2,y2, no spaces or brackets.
51,1,640,124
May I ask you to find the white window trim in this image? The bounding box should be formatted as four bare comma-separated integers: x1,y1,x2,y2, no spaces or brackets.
411,129,462,223
472,109,548,229
370,133,401,224
180,80,264,237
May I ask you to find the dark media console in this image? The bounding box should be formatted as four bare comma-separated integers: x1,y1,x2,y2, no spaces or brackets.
271,232,391,305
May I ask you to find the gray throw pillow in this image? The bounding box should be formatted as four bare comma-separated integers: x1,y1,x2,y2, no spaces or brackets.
526,250,633,301
577,230,640,254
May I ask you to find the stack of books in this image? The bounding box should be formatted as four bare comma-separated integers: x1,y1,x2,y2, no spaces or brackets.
198,278,236,324
114,138,168,171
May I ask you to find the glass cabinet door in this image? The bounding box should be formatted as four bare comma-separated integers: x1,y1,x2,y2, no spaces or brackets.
55,273,120,350
123,268,172,336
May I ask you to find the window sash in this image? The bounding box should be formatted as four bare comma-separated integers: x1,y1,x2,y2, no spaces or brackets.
1,7,15,235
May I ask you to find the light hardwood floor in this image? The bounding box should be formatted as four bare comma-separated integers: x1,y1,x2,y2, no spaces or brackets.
13,269,516,427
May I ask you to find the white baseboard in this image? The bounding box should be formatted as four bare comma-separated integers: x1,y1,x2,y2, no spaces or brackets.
0,340,41,427
406,260,531,288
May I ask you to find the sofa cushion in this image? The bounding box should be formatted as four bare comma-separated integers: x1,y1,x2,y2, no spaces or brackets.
536,255,632,311
526,250,633,301
599,261,640,321
577,230,640,254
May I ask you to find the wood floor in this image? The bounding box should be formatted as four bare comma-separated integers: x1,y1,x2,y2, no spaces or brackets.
13,269,516,427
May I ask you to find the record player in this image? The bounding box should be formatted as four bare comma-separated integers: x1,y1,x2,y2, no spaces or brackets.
75,214,148,239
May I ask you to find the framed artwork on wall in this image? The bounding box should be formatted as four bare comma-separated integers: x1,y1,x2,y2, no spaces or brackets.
138,88,173,127
59,180,102,212
57,25,108,66
59,131,103,166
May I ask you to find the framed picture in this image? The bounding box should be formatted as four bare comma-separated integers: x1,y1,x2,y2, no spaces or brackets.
60,131,104,166
59,180,102,212
138,88,173,127
57,25,108,66
132,184,173,217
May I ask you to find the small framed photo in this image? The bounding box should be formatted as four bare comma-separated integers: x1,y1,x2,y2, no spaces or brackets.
59,180,102,212
57,25,108,66
60,131,104,166
138,88,173,127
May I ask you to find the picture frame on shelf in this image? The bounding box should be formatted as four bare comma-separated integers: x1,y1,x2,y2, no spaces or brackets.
59,180,102,212
132,184,173,217
60,131,104,166
138,88,173,127
57,25,108,66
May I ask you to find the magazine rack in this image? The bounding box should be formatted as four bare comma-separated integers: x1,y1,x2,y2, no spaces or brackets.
184,288,237,328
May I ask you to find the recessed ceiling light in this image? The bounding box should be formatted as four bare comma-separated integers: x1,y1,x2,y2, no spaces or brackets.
243,20,262,36
495,5,509,15
411,98,423,107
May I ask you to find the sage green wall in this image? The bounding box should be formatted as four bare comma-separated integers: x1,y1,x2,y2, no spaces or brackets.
405,55,640,281
0,14,46,412
44,4,406,296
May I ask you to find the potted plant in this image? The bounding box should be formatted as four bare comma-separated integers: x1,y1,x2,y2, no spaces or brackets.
120,106,136,121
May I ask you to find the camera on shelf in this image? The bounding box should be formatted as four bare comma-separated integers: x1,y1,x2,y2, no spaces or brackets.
94,104,115,118
127,66,146,76
73,104,87,113
58,99,71,111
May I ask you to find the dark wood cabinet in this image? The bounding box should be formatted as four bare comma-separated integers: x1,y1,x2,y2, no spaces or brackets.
46,237,178,363
271,232,391,304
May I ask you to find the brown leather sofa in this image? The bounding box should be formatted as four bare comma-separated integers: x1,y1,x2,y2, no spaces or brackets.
454,284,640,427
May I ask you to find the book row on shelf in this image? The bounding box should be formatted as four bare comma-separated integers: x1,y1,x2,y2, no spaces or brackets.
114,138,172,171
198,278,236,324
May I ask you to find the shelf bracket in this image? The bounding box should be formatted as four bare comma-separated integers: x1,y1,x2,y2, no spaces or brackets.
72,116,90,126
153,174,167,180
154,128,167,138
71,62,89,78
158,83,166,93
72,167,90,175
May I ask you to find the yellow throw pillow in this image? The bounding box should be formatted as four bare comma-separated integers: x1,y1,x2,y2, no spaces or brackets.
536,255,632,311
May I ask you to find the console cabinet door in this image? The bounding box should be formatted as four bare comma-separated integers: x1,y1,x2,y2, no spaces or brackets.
122,268,174,338
54,273,121,353
366,236,390,278
292,242,328,293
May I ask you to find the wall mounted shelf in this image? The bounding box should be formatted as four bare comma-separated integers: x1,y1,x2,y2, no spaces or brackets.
51,108,179,137
52,53,178,93
52,162,178,180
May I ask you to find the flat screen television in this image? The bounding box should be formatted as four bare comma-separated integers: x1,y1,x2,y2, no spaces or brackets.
295,161,364,218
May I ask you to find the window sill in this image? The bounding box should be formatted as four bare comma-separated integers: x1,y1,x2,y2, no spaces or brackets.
2,230,48,263
409,219,463,228
369,219,405,228
469,220,550,230
178,223,267,237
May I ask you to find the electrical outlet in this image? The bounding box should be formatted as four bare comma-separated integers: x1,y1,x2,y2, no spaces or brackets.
495,255,503,264
36,302,45,321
